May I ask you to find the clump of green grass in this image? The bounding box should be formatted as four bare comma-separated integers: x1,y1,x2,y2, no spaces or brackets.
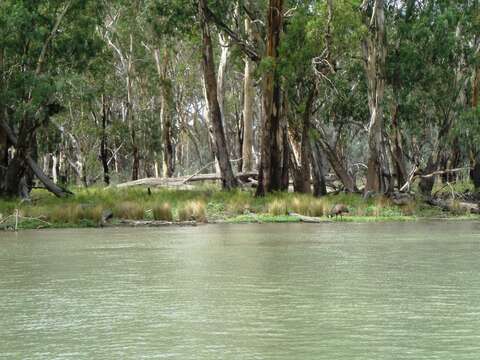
114,201,145,220
267,199,288,216
152,202,173,221
178,200,207,222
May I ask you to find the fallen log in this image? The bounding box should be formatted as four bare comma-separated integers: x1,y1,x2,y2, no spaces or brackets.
116,171,259,188
288,212,325,223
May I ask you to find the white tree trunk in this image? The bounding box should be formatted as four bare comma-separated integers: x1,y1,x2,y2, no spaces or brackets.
217,34,230,122
242,14,255,172
362,0,389,194
52,154,58,184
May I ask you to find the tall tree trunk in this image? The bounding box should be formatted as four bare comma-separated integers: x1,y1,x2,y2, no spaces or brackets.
470,63,479,190
390,101,407,188
154,48,175,178
362,0,389,194
242,10,255,172
125,34,139,181
198,0,238,190
0,49,8,193
217,34,230,121
100,95,110,185
257,0,284,196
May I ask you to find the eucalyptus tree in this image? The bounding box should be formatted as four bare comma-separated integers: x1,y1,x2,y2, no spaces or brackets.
0,0,102,197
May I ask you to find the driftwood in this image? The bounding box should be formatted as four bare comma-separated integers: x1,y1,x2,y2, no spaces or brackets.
117,171,259,188
111,219,198,227
426,198,480,214
288,212,324,223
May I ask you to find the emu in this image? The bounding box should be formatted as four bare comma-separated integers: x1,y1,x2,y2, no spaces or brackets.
329,204,349,220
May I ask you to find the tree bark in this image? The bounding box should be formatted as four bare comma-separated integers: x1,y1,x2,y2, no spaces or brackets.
198,0,238,190
256,0,284,196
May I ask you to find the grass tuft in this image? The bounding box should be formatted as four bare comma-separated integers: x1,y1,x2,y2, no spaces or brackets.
152,202,173,221
267,199,288,216
178,200,207,222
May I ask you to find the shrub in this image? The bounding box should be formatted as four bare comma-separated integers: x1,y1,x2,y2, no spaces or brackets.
152,203,173,221
178,201,207,222
114,202,145,220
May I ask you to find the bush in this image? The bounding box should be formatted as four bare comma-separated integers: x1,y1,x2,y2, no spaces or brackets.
152,203,173,221
178,201,207,222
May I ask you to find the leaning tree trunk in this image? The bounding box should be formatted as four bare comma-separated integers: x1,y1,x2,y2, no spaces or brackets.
362,0,389,194
257,0,284,196
198,0,238,190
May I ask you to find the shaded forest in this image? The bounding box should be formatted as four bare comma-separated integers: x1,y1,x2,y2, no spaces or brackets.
0,0,479,199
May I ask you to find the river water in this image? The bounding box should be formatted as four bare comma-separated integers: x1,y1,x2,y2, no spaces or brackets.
1,222,480,359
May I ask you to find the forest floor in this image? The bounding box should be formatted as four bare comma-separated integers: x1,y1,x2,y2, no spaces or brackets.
0,183,479,230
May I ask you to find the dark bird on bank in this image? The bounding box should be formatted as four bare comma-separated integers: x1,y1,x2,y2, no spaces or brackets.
329,204,349,220
147,187,152,196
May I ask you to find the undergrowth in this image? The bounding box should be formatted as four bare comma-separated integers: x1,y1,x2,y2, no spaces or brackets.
1,183,478,230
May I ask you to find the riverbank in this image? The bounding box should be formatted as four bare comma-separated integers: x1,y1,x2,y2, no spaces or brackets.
0,186,479,230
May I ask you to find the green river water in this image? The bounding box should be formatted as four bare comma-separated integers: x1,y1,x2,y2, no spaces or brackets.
1,221,480,359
